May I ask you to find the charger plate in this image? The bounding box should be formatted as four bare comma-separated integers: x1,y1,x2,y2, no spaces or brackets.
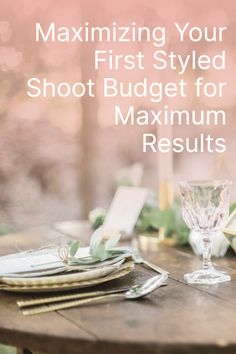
0,260,134,293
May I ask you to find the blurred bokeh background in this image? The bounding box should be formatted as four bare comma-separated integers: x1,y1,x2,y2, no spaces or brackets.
0,0,236,231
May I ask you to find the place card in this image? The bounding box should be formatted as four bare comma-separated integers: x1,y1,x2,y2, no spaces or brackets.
103,186,148,235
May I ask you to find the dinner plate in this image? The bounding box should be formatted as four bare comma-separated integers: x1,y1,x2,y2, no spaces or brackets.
1,258,126,278
0,260,134,293
0,264,120,287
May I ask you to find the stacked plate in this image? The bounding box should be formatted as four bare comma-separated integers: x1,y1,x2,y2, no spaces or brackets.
0,251,134,293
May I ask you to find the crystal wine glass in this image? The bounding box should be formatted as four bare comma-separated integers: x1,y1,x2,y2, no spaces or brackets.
179,180,231,284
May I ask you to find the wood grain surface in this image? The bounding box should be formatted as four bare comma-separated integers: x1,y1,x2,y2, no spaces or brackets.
0,221,235,354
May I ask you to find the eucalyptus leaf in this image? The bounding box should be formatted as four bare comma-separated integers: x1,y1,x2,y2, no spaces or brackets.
69,240,80,257
89,227,106,260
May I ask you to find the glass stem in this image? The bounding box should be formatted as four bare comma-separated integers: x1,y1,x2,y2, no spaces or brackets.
201,232,212,270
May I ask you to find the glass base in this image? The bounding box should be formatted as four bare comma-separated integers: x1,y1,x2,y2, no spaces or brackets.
184,267,231,285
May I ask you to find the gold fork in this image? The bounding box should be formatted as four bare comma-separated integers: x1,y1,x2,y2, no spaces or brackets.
17,287,129,308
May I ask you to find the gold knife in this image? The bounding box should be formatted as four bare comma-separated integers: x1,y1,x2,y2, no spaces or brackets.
22,293,124,316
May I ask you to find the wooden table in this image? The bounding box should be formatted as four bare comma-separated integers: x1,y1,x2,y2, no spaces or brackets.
0,222,236,354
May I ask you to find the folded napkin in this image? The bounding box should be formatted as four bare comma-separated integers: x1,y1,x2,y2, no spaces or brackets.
0,248,64,276
0,226,131,277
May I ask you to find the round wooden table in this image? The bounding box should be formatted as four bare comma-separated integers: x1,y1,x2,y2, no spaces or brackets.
0,221,235,354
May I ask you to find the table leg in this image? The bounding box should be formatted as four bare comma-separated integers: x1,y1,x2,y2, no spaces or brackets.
17,349,45,354
17,349,32,354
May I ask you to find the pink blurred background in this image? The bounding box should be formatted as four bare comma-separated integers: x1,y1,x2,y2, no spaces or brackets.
0,0,236,230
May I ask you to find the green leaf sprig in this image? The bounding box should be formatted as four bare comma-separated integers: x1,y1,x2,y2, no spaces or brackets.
68,227,123,265
136,197,190,245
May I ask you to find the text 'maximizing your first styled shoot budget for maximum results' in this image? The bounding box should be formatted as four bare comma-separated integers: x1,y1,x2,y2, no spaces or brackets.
25,21,228,154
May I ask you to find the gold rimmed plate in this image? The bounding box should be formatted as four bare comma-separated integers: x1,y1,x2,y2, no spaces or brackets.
1,264,117,287
0,260,134,293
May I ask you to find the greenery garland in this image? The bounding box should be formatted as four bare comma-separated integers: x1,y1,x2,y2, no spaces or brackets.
89,199,236,247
